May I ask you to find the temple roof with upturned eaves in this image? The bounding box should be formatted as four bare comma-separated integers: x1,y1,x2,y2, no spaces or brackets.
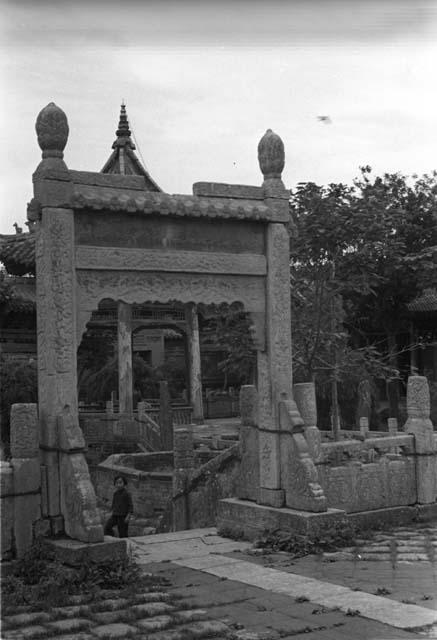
0,232,35,276
100,103,162,192
407,288,437,314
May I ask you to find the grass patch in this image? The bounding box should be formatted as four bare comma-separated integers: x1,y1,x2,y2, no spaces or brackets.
1,538,169,614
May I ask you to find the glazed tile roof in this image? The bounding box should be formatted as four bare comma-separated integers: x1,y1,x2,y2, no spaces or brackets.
407,288,437,313
0,233,35,276
70,184,276,221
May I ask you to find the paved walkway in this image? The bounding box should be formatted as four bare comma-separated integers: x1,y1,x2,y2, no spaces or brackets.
2,524,437,639
129,527,437,639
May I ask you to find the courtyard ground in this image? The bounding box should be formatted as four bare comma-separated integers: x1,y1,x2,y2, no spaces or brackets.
2,522,436,640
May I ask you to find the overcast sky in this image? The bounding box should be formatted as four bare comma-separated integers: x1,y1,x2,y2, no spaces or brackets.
1,0,437,234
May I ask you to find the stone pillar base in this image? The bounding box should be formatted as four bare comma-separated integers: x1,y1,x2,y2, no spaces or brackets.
44,536,127,566
259,488,284,508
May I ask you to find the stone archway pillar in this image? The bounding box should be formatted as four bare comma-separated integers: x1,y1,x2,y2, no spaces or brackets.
185,303,204,423
257,221,293,507
33,102,104,542
117,301,133,414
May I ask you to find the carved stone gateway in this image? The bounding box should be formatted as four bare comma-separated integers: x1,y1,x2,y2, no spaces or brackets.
32,102,329,542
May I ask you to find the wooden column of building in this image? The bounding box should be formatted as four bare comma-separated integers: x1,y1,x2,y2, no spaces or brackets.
117,301,133,414
185,303,204,423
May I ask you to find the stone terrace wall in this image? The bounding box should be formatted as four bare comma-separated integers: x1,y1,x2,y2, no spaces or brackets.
315,434,418,513
1,404,45,559
79,412,159,467
94,453,173,520
1,462,15,559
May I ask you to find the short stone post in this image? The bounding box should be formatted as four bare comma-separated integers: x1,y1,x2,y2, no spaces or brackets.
173,427,195,530
159,381,173,450
293,382,321,460
356,379,372,429
105,400,114,415
404,376,437,503
388,417,398,434
388,417,399,454
137,401,146,419
10,404,41,557
359,417,369,439
237,385,259,501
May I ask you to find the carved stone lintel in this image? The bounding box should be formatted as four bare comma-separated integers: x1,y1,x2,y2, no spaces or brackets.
75,246,266,276
76,270,266,344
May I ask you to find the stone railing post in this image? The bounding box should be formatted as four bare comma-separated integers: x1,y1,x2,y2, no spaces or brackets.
159,381,173,450
173,427,195,530
105,400,114,415
359,417,369,439
293,382,322,460
237,385,259,501
404,376,437,504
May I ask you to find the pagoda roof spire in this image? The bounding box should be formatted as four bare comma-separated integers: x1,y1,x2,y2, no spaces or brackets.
101,103,161,191
115,101,131,138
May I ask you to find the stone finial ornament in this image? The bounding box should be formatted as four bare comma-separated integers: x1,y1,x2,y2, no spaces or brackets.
258,129,285,179
35,102,69,158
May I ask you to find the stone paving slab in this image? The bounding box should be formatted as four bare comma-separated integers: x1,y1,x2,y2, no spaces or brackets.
230,545,437,611
146,562,426,640
187,556,437,629
92,622,138,638
130,526,437,633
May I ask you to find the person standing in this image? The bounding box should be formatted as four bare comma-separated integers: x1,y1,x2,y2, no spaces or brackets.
104,476,133,538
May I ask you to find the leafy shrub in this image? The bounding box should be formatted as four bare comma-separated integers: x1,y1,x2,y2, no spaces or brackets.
254,521,358,557
0,356,38,451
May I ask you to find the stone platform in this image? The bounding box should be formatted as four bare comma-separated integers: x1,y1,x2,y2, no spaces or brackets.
217,498,347,539
44,536,127,566
217,497,437,540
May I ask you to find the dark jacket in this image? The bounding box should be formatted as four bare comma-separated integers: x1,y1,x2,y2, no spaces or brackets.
111,488,133,516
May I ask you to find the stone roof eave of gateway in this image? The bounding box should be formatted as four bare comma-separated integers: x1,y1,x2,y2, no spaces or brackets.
68,172,287,222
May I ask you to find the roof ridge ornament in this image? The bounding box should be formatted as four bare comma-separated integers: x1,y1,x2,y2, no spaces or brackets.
115,102,133,141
